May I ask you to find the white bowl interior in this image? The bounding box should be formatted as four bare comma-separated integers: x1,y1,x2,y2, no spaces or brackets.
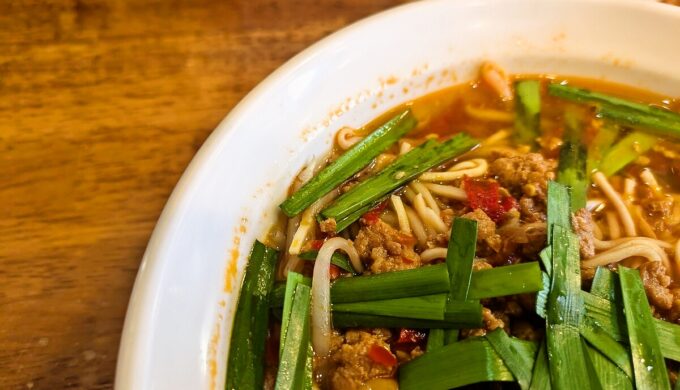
116,1,680,389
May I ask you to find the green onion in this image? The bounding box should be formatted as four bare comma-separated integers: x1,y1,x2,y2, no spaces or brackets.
654,319,680,362
298,250,355,274
548,83,680,122
487,329,537,390
547,181,571,242
557,109,588,211
280,272,310,357
539,246,552,276
444,329,460,344
427,329,446,352
585,345,633,390
332,313,462,329
468,262,543,300
619,266,670,389
599,106,680,139
320,134,479,230
580,318,633,378
587,124,620,174
330,263,450,303
444,300,483,327
226,241,278,390
280,109,417,216
514,80,541,147
529,340,550,390
399,338,514,389
598,131,657,176
581,338,605,389
275,284,312,390
445,217,479,342
546,225,592,389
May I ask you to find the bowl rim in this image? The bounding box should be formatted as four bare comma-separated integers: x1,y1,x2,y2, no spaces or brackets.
115,0,680,388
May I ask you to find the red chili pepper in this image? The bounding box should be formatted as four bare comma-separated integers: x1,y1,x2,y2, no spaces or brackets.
310,239,324,250
361,211,381,225
397,232,417,246
401,256,415,264
463,177,516,223
329,264,342,280
396,328,427,346
367,344,397,367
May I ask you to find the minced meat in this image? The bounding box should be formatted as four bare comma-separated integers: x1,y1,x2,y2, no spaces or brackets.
489,153,557,202
329,329,395,390
354,220,421,274
572,208,595,258
640,261,674,311
462,209,502,253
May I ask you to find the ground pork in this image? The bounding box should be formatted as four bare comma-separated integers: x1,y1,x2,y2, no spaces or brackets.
639,189,675,233
462,209,502,254
489,153,556,202
462,308,506,337
354,220,421,274
329,329,395,390
519,196,547,223
320,218,337,234
572,208,595,258
640,261,674,311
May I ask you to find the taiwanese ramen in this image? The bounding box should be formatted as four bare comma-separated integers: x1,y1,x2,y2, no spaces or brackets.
226,62,680,390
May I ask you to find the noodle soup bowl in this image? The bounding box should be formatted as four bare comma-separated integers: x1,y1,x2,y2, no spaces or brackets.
116,0,680,389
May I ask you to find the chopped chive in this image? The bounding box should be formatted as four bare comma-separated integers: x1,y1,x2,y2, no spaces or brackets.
599,106,680,139
280,109,417,216
585,345,633,390
487,329,537,390
332,294,446,321
590,266,621,302
548,83,680,122
427,329,446,352
271,262,544,309
280,272,310,357
587,124,620,174
320,134,479,230
444,300,483,327
226,241,278,390
547,181,571,242
535,271,551,319
332,313,463,329
619,266,670,389
598,131,657,176
581,338,605,390
298,250,355,273
275,284,312,390
444,329,460,345
546,225,592,389
582,290,627,342
399,339,514,389
514,80,541,147
529,340,550,390
539,246,552,276
445,217,479,343
468,262,543,300
580,318,633,378
557,109,588,211
330,263,450,303
654,319,680,362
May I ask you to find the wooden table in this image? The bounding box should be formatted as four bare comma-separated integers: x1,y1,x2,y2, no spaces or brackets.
0,1,409,388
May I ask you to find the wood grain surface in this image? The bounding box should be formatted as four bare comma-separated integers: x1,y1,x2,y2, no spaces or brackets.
0,1,410,389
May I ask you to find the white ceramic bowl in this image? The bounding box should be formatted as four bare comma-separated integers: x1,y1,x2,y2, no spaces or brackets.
115,0,680,388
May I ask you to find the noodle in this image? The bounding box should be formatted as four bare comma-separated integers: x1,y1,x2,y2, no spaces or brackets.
390,195,411,234
592,220,604,240
312,238,361,357
410,181,441,214
404,205,428,246
593,236,673,251
480,61,513,101
412,193,448,234
336,126,363,150
288,190,338,255
632,205,657,239
423,183,467,201
399,141,413,155
582,240,667,268
464,105,514,122
419,158,488,182
605,211,621,240
592,172,637,237
420,248,448,262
